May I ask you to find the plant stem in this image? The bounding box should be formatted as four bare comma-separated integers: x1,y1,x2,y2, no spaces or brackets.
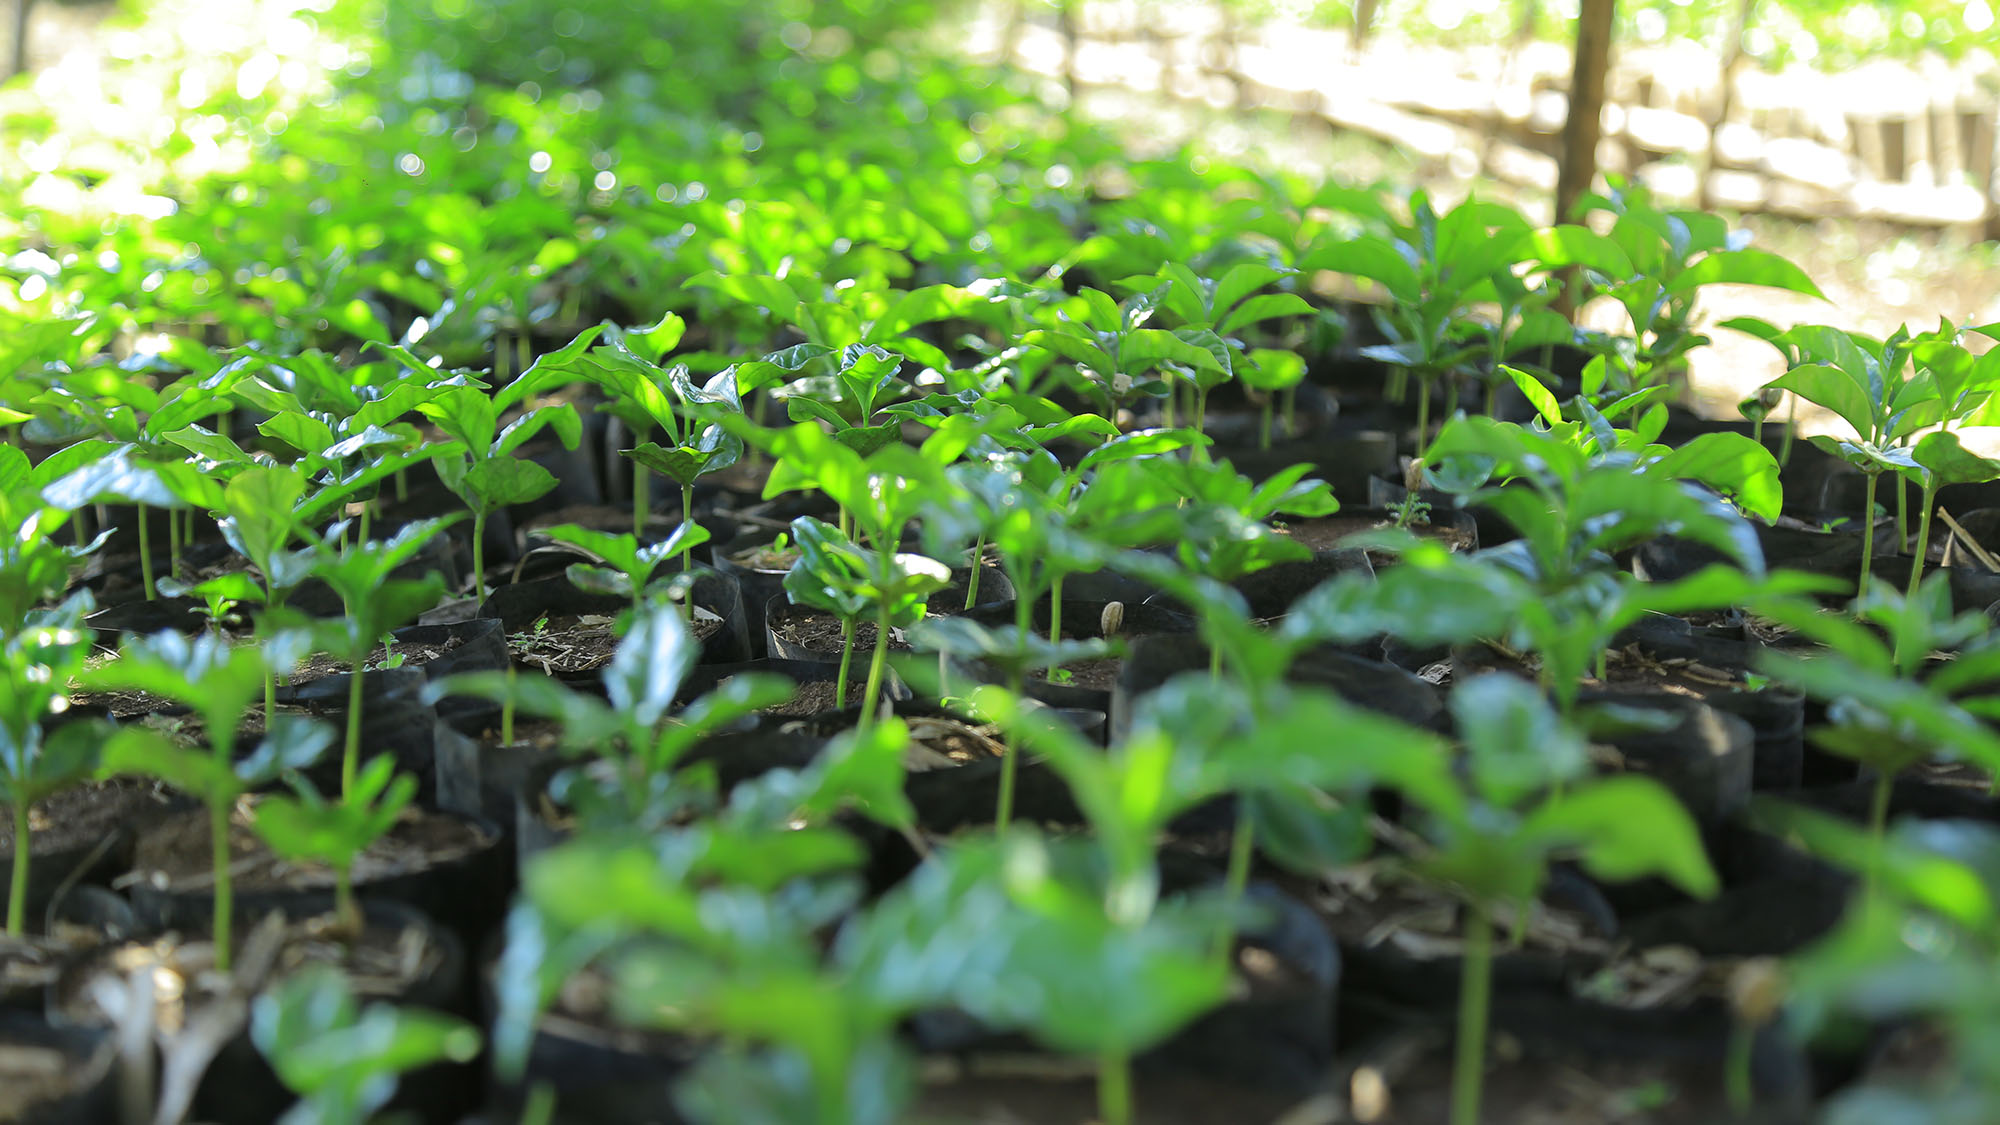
138,503,157,601
1098,1050,1133,1125
1451,901,1494,1125
1725,1019,1754,1114
1215,794,1255,961
834,617,856,712
1778,398,1796,469
858,604,891,735
1258,399,1273,450
6,801,29,935
1858,471,1879,598
168,500,182,583
1048,574,1065,643
395,467,409,504
344,646,366,800
521,1083,557,1125
1895,474,1908,549
335,867,359,936
963,536,986,610
472,509,488,605
681,484,694,572
211,797,233,972
1415,375,1431,455
1907,480,1937,603
1281,385,1297,439
1863,769,1893,918
1193,384,1210,453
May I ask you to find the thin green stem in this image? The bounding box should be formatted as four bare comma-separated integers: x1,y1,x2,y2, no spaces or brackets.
394,467,409,504
472,509,488,605
1281,385,1297,439
344,645,366,800
681,484,695,573
1193,384,1210,454
1258,399,1273,450
1098,1050,1133,1125
1863,770,1893,918
138,503,157,601
1895,474,1908,549
834,617,856,712
1048,574,1065,643
211,798,233,972
1215,794,1255,961
858,604,892,736
1778,398,1796,469
335,866,359,936
7,800,29,935
1725,1020,1754,1114
1858,472,1879,598
168,500,182,583
1415,375,1432,455
1451,901,1494,1125
963,536,986,610
520,1083,557,1125
1906,481,1937,603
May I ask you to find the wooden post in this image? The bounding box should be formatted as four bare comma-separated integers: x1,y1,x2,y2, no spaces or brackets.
1556,0,1617,223
9,0,29,80
1351,0,1381,61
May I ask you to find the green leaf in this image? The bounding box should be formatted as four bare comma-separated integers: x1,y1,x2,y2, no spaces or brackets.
1648,431,1783,522
604,600,700,729
1524,776,1717,897
1913,430,2000,488
1505,365,1562,428
1769,363,1875,441
1299,239,1419,304
1516,225,1636,278
1665,249,1826,301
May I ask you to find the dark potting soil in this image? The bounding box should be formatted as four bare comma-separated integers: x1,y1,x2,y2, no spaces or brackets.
1030,657,1124,694
764,678,875,717
0,926,103,1005
726,541,797,573
772,612,905,658
0,777,181,860
901,715,1005,769
126,803,494,895
1343,1038,1765,1124
1293,867,1615,968
287,633,467,686
509,610,722,674
1274,514,1475,555
909,1067,1306,1125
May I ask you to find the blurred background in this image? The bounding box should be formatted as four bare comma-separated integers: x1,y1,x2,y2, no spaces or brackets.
2,0,1997,417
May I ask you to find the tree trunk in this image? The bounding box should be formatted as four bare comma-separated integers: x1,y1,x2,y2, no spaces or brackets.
1351,0,1381,61
9,0,30,80
1556,0,1617,223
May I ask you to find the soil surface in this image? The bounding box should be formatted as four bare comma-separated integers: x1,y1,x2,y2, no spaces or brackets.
726,541,798,573
509,609,720,674
772,610,906,659
0,777,183,860
1275,514,1476,555
126,802,493,895
1032,657,1125,694
763,677,877,717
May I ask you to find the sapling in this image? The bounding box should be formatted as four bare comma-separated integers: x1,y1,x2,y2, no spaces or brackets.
1755,575,2000,912
1416,675,1717,1125
540,520,711,618
0,592,104,934
310,516,457,799
253,964,480,1125
578,318,749,541
1025,284,1228,430
83,630,331,970
417,338,587,600
782,515,949,732
250,754,417,938
426,596,794,829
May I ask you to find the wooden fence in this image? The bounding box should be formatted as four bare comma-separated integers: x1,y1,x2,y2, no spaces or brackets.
991,0,2000,237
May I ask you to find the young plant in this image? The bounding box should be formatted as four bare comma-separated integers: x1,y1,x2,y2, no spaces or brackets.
1026,285,1228,428
1112,261,1316,442
417,332,592,599
0,592,103,934
1752,324,1931,593
310,516,457,799
783,515,949,730
1754,575,2000,911
250,754,417,937
1417,675,1717,1125
578,316,750,540
1302,192,1532,445
540,520,711,617
427,596,793,829
84,630,332,970
253,964,481,1125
